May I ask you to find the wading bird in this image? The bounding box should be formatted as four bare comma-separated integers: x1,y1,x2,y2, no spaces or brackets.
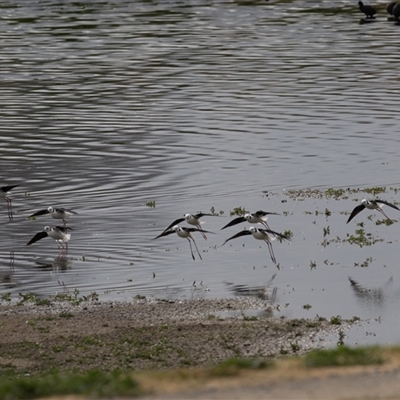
28,206,78,225
347,199,400,223
358,1,377,18
221,210,279,231
161,213,217,240
1,185,18,221
221,226,290,264
27,226,73,254
154,225,212,260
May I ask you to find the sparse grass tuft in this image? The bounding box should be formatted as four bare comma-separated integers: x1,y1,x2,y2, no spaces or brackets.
305,346,383,368
0,369,142,399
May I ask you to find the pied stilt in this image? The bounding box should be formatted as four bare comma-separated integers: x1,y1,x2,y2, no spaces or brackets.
162,213,217,240
221,210,279,231
29,206,77,225
154,225,212,260
347,199,399,223
27,226,73,254
221,226,290,264
1,185,18,221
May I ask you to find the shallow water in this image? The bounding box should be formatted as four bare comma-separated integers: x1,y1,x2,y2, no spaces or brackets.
1,0,400,347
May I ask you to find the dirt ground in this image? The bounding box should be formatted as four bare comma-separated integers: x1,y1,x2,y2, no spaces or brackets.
1,297,400,399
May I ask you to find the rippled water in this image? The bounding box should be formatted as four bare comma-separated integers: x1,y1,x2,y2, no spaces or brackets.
1,0,400,346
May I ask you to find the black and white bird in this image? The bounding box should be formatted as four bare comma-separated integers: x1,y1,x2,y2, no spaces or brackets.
386,1,398,15
1,185,18,221
154,225,212,260
221,226,290,264
347,199,399,223
358,1,377,18
221,211,279,231
28,206,78,225
393,2,400,19
27,226,73,253
161,213,217,240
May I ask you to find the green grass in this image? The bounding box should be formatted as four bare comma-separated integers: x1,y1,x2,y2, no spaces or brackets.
0,370,142,399
305,346,383,368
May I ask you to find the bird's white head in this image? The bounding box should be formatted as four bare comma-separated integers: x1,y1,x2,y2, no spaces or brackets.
184,213,191,219
47,206,54,212
248,226,257,233
361,199,368,206
44,226,51,232
172,225,180,232
244,213,252,221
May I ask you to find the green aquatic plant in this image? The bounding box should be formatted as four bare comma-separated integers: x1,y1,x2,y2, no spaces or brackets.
363,187,386,196
230,206,247,216
346,229,384,247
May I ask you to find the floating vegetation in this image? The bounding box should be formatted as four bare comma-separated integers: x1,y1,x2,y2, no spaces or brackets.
209,206,223,216
363,187,387,195
346,229,384,247
145,200,156,208
376,218,394,226
283,186,398,200
354,257,374,268
230,206,246,216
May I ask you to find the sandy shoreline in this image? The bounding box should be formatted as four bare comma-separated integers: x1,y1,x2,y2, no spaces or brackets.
0,297,345,374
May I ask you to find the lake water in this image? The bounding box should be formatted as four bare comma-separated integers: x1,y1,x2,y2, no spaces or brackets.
1,0,400,347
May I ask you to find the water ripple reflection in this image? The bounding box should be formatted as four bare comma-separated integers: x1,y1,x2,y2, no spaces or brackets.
1,0,400,346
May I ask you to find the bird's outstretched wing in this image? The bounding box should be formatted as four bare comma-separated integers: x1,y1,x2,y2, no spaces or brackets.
221,216,246,230
153,230,177,240
28,209,50,218
1,185,18,193
254,210,280,217
347,204,365,223
27,231,48,246
162,218,185,232
377,200,400,211
194,213,218,218
263,229,291,241
183,228,213,234
55,226,73,232
221,230,252,246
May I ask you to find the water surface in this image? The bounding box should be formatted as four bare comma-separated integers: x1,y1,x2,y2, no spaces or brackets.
1,0,400,347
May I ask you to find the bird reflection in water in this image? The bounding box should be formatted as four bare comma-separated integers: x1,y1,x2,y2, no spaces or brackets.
225,273,277,302
348,276,394,307
34,256,73,272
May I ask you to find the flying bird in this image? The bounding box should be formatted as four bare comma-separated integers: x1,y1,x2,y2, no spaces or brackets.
154,225,212,260
358,1,377,18
27,226,73,254
221,210,279,231
29,206,78,225
347,199,400,223
221,226,290,264
1,185,18,221
161,213,217,240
